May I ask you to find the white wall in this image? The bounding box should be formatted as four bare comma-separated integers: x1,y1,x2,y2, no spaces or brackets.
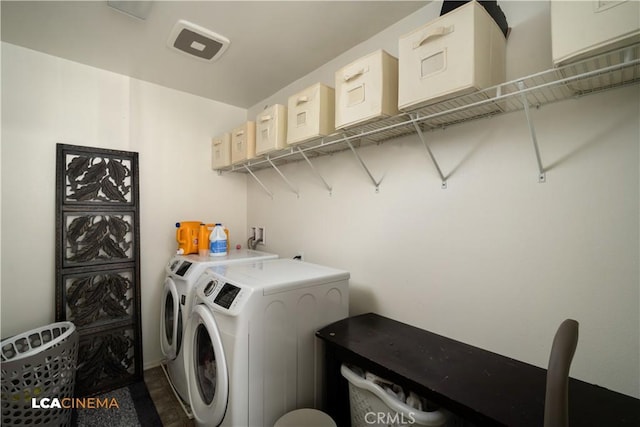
246,1,640,398
1,0,638,401
0,42,248,367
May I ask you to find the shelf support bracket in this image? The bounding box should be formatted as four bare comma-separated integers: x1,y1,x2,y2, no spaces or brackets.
297,148,333,195
267,157,300,198
244,165,274,199
411,114,447,189
345,137,381,192
517,81,546,183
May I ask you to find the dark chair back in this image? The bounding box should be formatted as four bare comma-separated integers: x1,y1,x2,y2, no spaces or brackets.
544,319,579,427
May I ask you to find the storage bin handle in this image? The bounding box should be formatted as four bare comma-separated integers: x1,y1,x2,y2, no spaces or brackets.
176,227,186,244
1,322,76,362
413,25,454,48
259,115,273,122
296,96,309,105
343,66,368,82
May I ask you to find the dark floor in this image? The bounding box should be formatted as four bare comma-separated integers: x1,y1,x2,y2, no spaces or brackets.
144,366,195,427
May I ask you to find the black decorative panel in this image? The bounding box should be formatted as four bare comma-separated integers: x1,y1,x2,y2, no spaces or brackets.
63,213,135,267
63,153,133,204
75,327,136,393
55,144,142,397
62,269,135,328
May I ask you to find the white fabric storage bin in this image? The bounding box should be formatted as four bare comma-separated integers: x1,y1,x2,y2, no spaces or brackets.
398,0,506,111
335,49,399,129
256,104,287,155
211,132,231,169
341,365,449,427
231,121,256,164
287,83,335,145
551,0,640,66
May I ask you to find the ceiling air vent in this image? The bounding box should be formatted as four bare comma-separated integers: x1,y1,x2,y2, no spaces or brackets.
167,20,230,62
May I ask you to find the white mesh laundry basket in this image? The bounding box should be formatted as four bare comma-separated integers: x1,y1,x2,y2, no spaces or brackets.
1,321,79,427
341,364,449,427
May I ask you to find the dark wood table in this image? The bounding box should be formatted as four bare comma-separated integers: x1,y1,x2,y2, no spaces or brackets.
316,313,640,426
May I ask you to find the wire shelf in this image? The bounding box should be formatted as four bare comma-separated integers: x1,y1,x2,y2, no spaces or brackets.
221,43,640,174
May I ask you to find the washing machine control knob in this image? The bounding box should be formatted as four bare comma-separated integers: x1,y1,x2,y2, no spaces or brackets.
204,280,217,296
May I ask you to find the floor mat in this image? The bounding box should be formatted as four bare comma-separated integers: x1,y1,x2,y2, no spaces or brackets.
73,382,162,427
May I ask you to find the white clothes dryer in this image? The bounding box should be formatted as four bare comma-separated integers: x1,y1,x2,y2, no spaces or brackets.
160,249,277,402
185,258,349,427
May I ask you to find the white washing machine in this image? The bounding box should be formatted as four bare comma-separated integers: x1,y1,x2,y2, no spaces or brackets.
185,258,349,427
160,249,277,403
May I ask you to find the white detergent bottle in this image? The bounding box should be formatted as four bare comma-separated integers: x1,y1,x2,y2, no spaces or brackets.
209,223,227,257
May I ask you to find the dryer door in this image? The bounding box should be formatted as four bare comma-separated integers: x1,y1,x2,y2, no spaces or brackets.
160,277,179,360
187,304,229,426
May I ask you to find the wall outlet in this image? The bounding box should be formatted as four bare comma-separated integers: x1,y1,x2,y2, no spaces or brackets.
249,227,256,240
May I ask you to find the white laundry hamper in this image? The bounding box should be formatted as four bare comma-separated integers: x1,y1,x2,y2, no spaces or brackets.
341,364,449,427
1,321,79,427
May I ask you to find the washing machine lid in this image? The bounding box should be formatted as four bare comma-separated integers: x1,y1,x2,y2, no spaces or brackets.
184,249,277,264
208,258,350,295
166,250,278,280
